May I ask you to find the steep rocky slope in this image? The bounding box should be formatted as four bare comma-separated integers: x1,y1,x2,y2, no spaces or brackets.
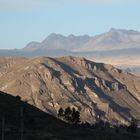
0,56,140,124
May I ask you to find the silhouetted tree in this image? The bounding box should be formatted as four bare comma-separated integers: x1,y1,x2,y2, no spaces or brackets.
71,107,76,122
58,107,80,124
16,95,21,101
72,107,76,114
72,110,80,124
58,107,64,118
64,107,72,121
127,119,137,133
104,121,110,128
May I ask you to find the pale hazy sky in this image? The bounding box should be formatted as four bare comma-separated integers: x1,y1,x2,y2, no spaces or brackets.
0,0,140,49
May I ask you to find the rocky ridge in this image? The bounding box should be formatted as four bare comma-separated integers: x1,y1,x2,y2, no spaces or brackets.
0,56,140,124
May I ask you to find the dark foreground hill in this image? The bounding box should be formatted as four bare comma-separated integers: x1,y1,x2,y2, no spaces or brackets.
0,90,140,140
0,91,69,140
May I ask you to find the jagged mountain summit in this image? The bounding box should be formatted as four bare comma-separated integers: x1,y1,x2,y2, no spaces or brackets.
23,33,91,51
74,28,140,52
0,56,140,124
23,28,140,52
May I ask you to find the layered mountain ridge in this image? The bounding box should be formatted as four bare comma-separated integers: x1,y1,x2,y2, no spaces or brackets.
0,28,140,75
24,33,91,51
24,28,140,52
0,56,140,124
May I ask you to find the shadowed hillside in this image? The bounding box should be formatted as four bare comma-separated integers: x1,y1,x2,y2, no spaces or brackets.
0,92,140,140
0,56,140,124
0,91,140,140
0,91,68,140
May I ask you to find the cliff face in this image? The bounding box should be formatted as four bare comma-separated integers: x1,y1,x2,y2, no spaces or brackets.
0,56,140,124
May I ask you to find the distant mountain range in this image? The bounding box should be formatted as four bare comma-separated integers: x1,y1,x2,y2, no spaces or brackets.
0,28,140,75
24,33,91,51
125,66,140,75
23,28,140,52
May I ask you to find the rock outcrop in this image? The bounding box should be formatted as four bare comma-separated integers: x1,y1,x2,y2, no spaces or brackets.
0,56,140,124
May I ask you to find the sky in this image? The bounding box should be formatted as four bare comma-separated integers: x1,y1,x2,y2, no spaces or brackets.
0,0,140,49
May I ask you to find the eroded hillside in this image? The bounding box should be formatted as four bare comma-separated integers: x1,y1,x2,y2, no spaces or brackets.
0,56,140,124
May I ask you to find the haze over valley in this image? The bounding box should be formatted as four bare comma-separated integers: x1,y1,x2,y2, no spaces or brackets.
0,28,140,75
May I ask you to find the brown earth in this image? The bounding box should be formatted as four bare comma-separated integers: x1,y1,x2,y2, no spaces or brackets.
0,56,140,124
